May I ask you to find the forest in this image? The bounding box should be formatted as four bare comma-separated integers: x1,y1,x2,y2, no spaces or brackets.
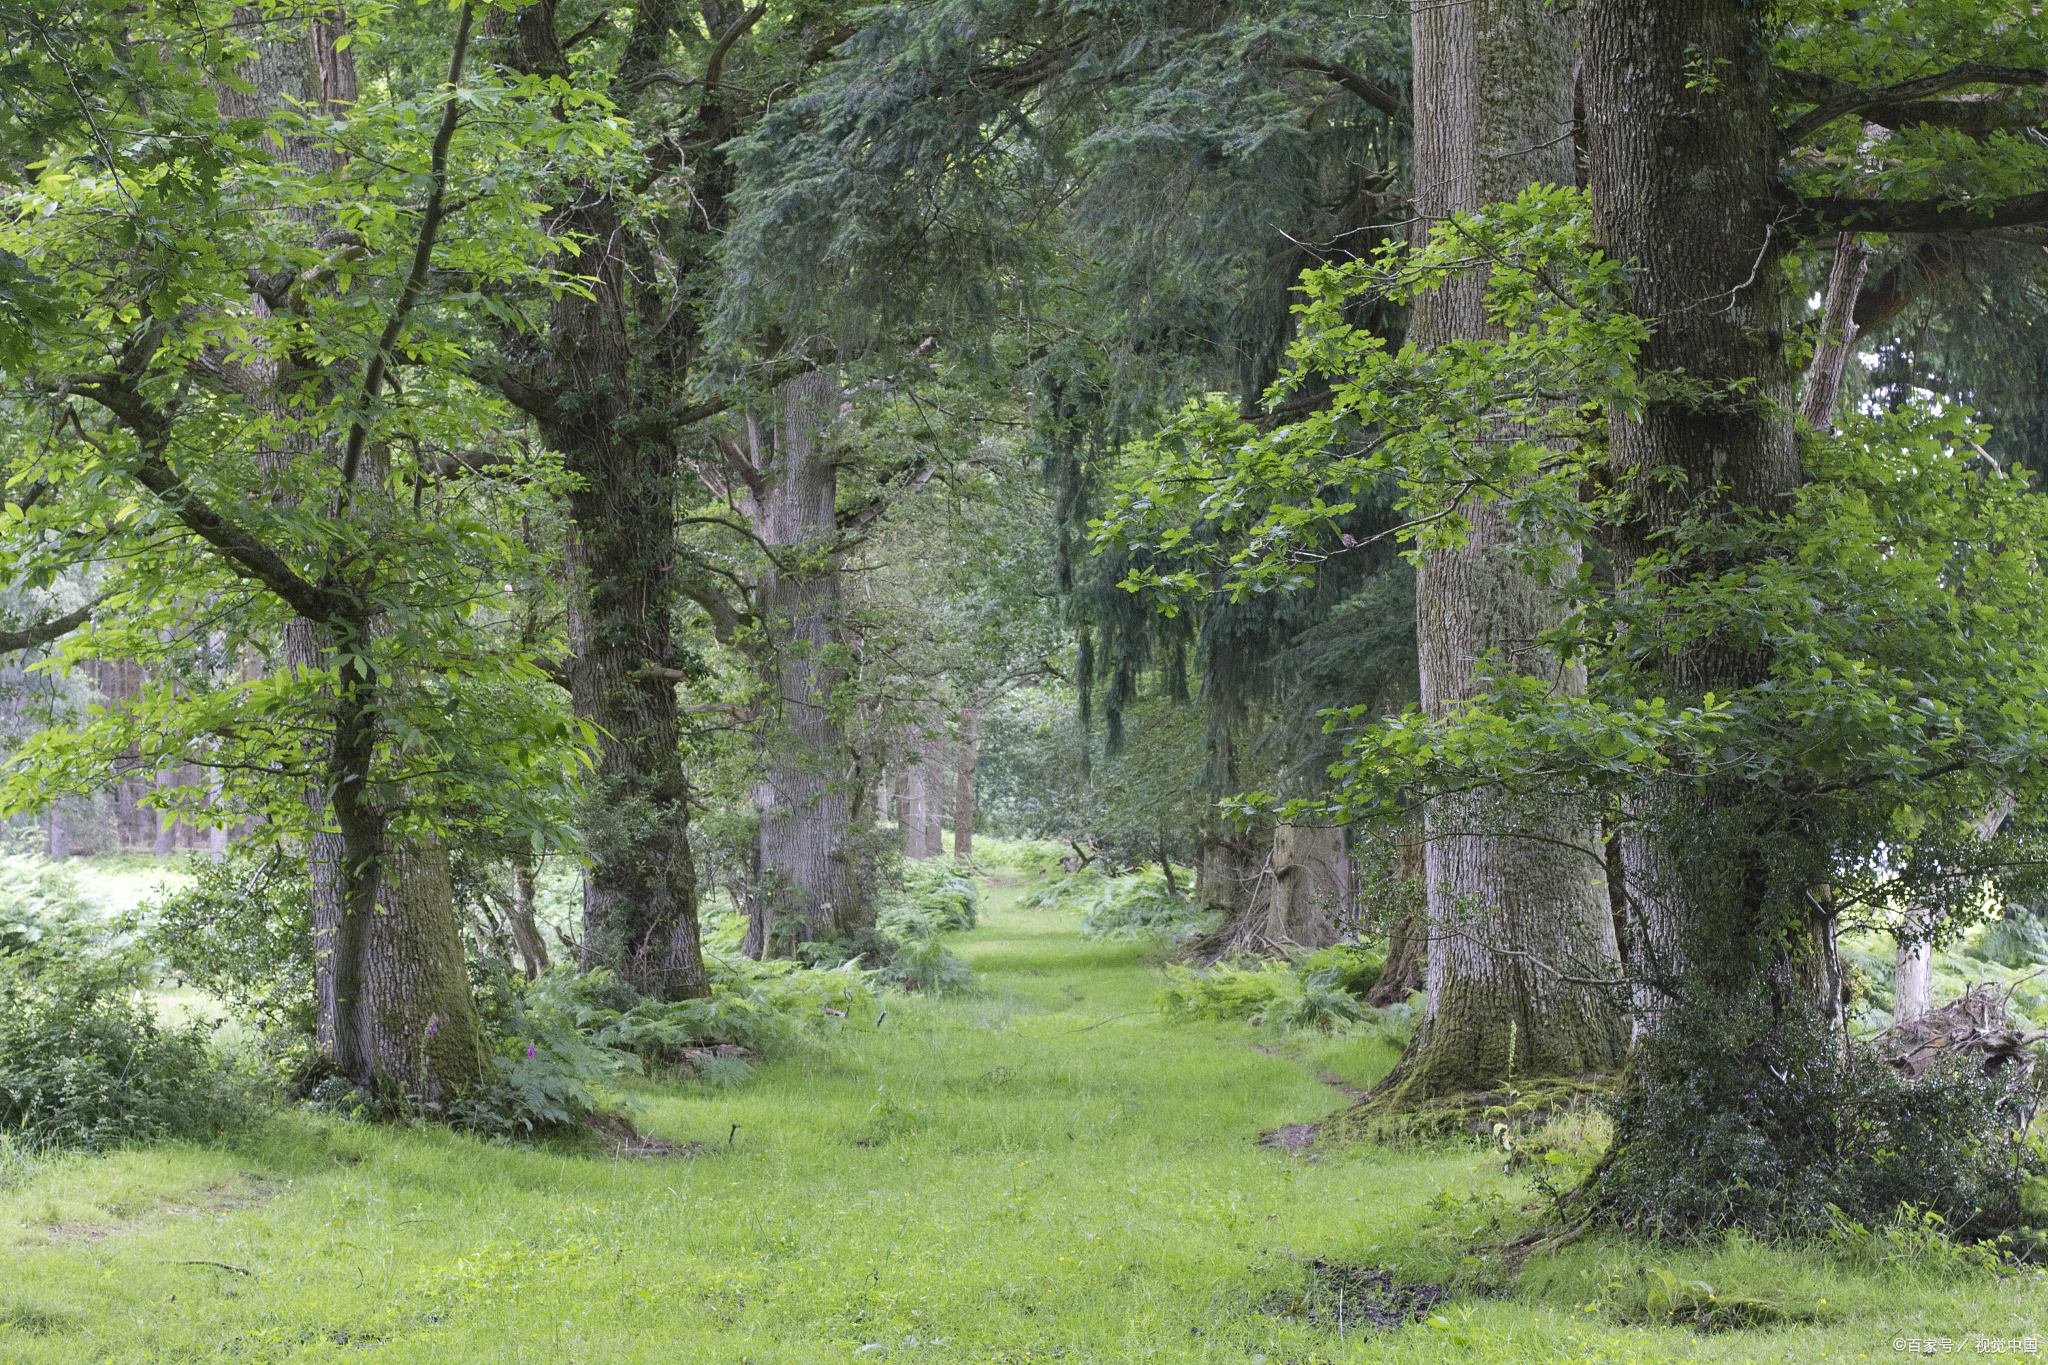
1,0,2047,1358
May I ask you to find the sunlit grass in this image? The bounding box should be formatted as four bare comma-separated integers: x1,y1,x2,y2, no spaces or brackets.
0,877,2038,1362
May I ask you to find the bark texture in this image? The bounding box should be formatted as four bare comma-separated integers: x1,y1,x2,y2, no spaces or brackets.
752,370,863,950
1264,824,1350,949
364,837,483,1100
1800,234,1875,431
1393,0,1628,1099
953,706,979,862
1584,0,1808,1034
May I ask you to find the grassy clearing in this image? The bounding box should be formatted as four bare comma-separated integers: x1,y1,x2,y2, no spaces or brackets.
0,875,2040,1362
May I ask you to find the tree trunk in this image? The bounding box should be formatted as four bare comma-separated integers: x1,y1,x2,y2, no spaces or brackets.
1800,234,1875,431
921,721,948,859
1388,0,1627,1100
905,732,932,860
752,370,863,951
1585,0,1807,1039
364,837,483,1101
1265,824,1349,949
499,3,707,1000
46,806,65,860
506,861,551,980
953,705,978,862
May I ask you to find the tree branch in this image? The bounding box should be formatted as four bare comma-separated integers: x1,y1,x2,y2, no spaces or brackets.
339,2,476,495
1782,189,2048,239
1281,54,1406,121
0,599,97,654
1783,61,2048,142
701,2,766,100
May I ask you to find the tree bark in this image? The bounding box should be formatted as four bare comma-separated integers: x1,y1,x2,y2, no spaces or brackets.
1389,0,1628,1100
363,837,483,1101
495,1,708,999
1585,0,1809,1041
505,860,551,981
752,370,863,948
1265,824,1349,949
953,705,979,862
1800,234,1875,431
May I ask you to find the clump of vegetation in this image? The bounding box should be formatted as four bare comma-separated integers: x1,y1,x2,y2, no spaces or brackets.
1596,1004,2048,1240
1019,866,1213,941
0,923,251,1150
138,846,316,1036
877,861,979,937
1157,944,1396,1035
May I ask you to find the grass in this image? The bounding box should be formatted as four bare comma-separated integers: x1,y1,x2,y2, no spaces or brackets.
0,874,2041,1362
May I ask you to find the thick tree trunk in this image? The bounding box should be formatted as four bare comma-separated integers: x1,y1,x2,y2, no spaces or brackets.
46,806,65,861
953,705,978,862
1585,0,1808,1041
1389,0,1627,1101
752,370,864,949
497,2,706,1000
361,837,482,1100
1265,824,1349,949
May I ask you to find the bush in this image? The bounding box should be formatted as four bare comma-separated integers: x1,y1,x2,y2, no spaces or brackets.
1020,867,1212,941
0,855,94,957
1597,1010,2047,1240
0,950,250,1149
1157,944,1396,1035
891,934,979,995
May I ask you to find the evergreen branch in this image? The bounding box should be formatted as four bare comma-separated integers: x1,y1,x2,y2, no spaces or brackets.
339,2,476,497
1783,189,2048,238
0,599,96,653
1783,61,2048,142
1281,54,1405,120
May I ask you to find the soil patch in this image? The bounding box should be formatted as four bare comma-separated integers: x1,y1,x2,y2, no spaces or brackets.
582,1113,706,1159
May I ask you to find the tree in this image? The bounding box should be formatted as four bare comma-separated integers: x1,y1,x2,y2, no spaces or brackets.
0,0,588,1093
1386,0,1626,1104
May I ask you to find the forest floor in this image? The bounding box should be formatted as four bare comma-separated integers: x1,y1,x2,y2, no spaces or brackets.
1,875,2042,1363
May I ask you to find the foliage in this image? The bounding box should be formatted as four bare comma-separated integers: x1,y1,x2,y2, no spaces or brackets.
1018,866,1213,942
138,847,315,1036
890,934,980,997
0,854,93,958
1596,1009,2046,1240
877,861,980,938
1156,947,1386,1034
0,944,248,1150
450,963,642,1139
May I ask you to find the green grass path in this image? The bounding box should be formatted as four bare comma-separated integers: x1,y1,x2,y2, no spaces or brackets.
1,881,2038,1362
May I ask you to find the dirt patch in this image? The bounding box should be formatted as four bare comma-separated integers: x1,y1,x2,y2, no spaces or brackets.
40,1177,274,1246
1258,1124,1317,1151
1260,1261,1450,1331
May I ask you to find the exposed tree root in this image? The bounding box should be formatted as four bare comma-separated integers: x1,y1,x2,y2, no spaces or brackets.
1316,1074,1613,1146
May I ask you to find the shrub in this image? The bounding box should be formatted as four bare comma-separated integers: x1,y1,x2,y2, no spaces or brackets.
0,855,94,957
891,934,978,995
0,950,249,1149
1597,1009,2047,1240
1158,945,1399,1035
